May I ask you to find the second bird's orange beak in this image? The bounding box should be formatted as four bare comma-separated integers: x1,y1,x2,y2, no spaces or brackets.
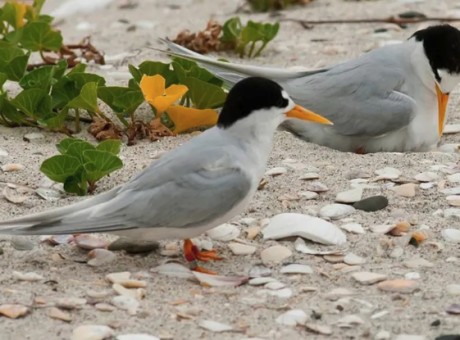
286,104,333,125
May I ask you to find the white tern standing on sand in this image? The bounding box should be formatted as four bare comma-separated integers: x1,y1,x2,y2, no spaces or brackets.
160,24,460,153
0,77,331,272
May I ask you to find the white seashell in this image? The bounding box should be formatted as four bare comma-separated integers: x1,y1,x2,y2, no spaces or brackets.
265,167,287,176
319,204,355,220
351,271,387,285
35,188,61,201
111,295,139,315
206,224,240,241
374,167,401,180
414,172,439,182
299,191,319,200
441,228,460,243
336,314,364,328
280,264,313,274
257,288,293,298
447,195,460,207
198,320,234,332
1,163,24,172
0,148,8,157
294,238,343,255
265,281,286,290
13,271,44,282
248,277,277,286
370,224,394,234
343,253,366,265
299,172,320,180
404,272,421,280
335,188,363,203
71,325,114,340
276,309,308,326
305,181,329,192
441,187,460,195
444,124,460,134
87,249,116,266
340,223,365,234
263,213,346,245
447,173,460,183
228,242,256,255
260,245,292,265
117,335,159,340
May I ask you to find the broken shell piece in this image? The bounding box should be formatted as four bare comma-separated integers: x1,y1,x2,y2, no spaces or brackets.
75,234,109,250
263,213,346,245
276,309,308,326
1,163,24,172
389,221,411,236
3,186,28,204
13,271,44,282
206,224,240,241
0,304,29,319
71,325,114,340
260,245,292,265
87,249,116,266
48,307,72,322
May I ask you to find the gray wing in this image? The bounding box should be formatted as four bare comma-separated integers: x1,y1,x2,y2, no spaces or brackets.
0,142,252,235
283,53,417,137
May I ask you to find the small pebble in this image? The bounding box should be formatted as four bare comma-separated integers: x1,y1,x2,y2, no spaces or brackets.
319,204,355,220
23,132,45,142
48,307,72,322
1,163,24,172
441,228,460,243
351,271,387,285
280,264,313,274
344,253,366,265
13,271,44,282
206,224,240,241
10,237,35,251
0,304,29,319
71,325,114,340
377,279,419,293
353,196,388,212
276,309,308,326
392,183,416,197
340,223,365,234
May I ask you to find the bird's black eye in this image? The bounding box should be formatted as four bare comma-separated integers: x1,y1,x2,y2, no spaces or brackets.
278,97,289,108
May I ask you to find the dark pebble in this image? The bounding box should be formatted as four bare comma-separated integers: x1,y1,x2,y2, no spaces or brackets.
435,336,460,340
353,196,388,212
108,237,159,254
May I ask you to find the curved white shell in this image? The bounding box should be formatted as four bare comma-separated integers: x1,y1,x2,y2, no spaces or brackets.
262,213,347,245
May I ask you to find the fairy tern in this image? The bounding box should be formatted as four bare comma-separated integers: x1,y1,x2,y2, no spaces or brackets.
0,77,331,272
159,24,460,153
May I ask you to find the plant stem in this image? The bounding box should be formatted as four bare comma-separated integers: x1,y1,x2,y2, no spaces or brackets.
254,42,267,58
248,41,256,58
75,108,81,132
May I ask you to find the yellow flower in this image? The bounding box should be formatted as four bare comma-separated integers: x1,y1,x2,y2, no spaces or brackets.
167,105,218,134
140,74,188,114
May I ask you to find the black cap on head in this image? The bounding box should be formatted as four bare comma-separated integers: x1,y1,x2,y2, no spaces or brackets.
217,77,289,128
411,24,460,81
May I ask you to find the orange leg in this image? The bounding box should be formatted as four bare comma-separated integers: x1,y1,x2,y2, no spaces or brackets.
355,146,366,154
183,239,223,274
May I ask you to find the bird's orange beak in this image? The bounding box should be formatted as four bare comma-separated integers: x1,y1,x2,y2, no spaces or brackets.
435,83,449,137
286,104,333,125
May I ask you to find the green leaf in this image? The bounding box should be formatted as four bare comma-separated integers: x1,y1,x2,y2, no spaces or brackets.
40,155,81,183
20,21,63,51
82,150,123,182
66,82,99,113
0,94,25,125
19,65,55,90
11,88,52,119
39,109,67,130
68,63,87,75
53,59,68,79
63,171,87,196
172,58,223,86
221,17,242,43
67,72,106,89
0,72,7,88
137,61,177,86
96,139,122,155
6,53,29,81
65,140,95,163
50,76,79,109
128,64,142,82
0,47,29,81
183,77,227,109
56,137,80,154
98,86,144,114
